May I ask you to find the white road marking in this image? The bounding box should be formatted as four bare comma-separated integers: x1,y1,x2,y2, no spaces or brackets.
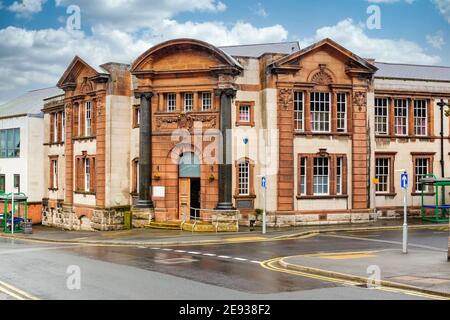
218,255,231,259
202,253,217,257
233,257,248,261
188,251,201,255
174,250,186,253
251,261,262,264
150,248,160,250
162,248,173,251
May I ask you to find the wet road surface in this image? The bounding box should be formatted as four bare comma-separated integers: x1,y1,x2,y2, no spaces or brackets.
0,227,447,300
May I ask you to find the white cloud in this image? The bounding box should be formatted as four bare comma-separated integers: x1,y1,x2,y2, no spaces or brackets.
0,18,288,95
297,18,441,65
8,0,46,18
254,3,268,18
433,0,450,23
426,31,445,49
55,0,227,31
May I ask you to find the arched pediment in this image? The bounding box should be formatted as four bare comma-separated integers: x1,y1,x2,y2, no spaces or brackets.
131,38,242,74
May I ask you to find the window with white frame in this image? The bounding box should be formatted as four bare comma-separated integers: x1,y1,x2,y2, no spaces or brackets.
77,104,81,136
415,158,430,192
313,157,329,195
294,91,304,131
299,157,307,195
238,160,250,196
336,93,347,132
52,159,58,189
167,93,176,112
239,105,250,123
202,92,212,111
53,112,58,143
336,157,343,195
375,98,389,135
136,160,140,194
375,158,390,193
184,93,193,112
310,92,330,132
62,111,65,142
85,101,92,136
414,100,427,136
394,99,408,136
84,158,90,192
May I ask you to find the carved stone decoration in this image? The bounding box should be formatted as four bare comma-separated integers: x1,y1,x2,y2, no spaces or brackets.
278,88,293,111
156,113,217,130
80,77,94,93
311,70,334,85
353,91,367,111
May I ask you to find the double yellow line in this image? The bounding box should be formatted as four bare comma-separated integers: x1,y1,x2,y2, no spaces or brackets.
260,257,449,300
0,280,39,300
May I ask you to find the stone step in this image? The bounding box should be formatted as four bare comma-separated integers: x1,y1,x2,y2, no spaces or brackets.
145,221,182,230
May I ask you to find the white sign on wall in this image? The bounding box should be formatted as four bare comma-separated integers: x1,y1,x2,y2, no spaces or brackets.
153,186,165,198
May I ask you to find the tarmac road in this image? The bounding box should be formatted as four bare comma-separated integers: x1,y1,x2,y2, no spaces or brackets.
0,227,447,300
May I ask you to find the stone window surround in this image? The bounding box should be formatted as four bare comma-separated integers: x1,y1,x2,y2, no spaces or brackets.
49,155,59,191
235,101,255,127
374,94,435,140
131,157,139,195
411,152,435,196
375,152,397,197
132,104,140,129
296,151,348,200
72,100,97,139
74,152,96,195
293,88,352,137
234,157,256,203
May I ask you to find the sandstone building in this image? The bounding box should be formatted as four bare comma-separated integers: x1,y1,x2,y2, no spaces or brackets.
39,38,450,235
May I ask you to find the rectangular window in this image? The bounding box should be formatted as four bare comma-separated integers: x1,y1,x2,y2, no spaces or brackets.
184,93,193,112
0,128,20,159
239,105,251,123
0,175,5,194
310,92,330,132
13,174,20,192
238,160,250,196
51,159,58,189
62,111,65,142
415,158,430,192
84,158,90,192
336,93,347,132
53,113,58,143
136,160,140,194
394,99,408,136
375,98,389,135
414,100,427,136
375,158,390,193
167,93,176,112
77,104,82,136
294,91,304,131
202,92,212,111
313,157,329,195
299,157,307,196
336,157,343,195
85,101,92,136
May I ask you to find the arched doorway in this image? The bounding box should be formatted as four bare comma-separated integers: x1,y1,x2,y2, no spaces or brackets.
178,152,201,219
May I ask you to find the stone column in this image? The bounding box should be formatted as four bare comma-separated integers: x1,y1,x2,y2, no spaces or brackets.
216,88,236,210
135,92,154,209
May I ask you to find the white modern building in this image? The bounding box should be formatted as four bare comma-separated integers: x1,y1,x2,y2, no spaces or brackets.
0,87,62,223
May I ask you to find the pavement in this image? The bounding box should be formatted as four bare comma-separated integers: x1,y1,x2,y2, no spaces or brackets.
0,218,446,246
281,247,450,298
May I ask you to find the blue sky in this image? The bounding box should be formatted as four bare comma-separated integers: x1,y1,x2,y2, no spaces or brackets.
0,0,449,103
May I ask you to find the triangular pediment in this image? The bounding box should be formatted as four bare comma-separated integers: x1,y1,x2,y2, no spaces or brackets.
57,56,100,89
272,38,377,74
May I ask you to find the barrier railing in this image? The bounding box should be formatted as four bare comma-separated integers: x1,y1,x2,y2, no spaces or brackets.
181,207,240,233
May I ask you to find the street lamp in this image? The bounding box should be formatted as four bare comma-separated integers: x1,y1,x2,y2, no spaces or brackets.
439,99,450,207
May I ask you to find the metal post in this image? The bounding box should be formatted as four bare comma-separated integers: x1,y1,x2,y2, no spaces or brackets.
403,174,408,254
11,191,14,235
263,184,267,235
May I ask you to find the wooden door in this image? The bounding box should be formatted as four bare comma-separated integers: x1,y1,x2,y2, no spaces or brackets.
179,178,191,220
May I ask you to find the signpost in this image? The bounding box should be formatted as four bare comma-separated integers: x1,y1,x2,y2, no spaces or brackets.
261,177,267,235
400,171,409,254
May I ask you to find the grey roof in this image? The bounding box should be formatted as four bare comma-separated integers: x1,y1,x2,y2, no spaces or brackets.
0,87,63,119
375,62,450,82
219,41,300,58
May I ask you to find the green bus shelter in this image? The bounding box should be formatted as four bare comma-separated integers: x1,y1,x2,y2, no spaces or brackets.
418,175,450,224
0,192,29,233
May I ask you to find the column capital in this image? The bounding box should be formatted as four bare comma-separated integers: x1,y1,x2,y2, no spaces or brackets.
134,91,153,100
214,88,237,98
